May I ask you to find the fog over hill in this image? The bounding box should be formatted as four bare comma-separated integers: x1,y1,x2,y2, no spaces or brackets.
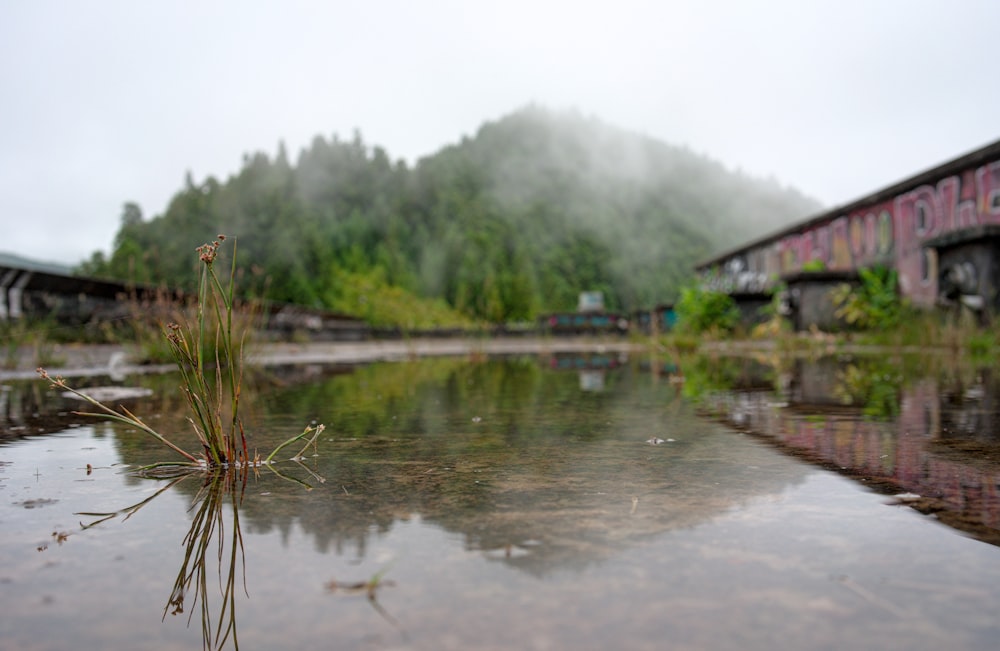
80,106,820,324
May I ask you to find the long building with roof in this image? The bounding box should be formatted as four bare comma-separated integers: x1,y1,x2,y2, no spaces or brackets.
694,138,1000,329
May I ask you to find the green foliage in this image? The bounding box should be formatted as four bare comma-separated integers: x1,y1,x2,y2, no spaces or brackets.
80,107,819,324
831,266,902,329
832,359,903,420
678,354,775,402
675,284,740,334
751,285,792,338
966,332,994,356
801,259,826,272
324,267,475,329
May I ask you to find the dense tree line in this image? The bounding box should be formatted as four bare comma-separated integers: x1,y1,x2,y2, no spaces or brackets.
80,106,819,326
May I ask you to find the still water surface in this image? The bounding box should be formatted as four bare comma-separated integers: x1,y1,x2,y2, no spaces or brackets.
1,353,999,650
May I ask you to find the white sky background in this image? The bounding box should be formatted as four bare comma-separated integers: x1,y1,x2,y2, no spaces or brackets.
1,0,998,264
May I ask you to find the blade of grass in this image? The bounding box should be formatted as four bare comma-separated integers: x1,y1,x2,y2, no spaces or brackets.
264,424,325,464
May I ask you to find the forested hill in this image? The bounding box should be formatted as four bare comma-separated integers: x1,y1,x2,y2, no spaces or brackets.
80,106,820,325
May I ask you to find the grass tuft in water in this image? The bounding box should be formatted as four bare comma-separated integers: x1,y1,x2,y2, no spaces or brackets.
37,235,323,472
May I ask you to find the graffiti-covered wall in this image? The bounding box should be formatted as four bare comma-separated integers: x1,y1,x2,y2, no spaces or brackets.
699,140,1000,307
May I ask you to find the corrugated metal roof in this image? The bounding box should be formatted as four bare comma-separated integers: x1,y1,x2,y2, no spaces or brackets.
0,251,74,276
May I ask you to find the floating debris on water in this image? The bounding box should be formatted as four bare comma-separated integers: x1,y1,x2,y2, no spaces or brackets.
15,498,59,509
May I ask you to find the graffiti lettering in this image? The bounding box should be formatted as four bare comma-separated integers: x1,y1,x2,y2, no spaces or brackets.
896,185,940,240
703,155,1000,306
937,176,977,230
977,160,1000,216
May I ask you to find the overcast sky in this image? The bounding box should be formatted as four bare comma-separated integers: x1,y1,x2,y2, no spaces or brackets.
2,0,997,264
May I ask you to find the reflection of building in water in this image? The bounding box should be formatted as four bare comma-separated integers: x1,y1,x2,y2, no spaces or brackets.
701,356,1000,540
0,379,132,439
939,367,1000,445
546,352,630,393
546,352,627,371
578,370,604,392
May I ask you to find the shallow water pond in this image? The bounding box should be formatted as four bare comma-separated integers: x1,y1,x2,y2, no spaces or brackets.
2,353,1000,650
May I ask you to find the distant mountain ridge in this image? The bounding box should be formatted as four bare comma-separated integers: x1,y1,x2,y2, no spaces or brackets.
80,106,820,323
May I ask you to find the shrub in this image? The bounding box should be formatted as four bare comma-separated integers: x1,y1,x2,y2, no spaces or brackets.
675,284,740,334
831,265,902,330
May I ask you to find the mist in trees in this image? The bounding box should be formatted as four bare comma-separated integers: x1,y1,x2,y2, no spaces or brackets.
79,106,820,325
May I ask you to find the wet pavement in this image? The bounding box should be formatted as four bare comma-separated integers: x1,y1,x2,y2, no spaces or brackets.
2,352,1000,650
0,337,641,380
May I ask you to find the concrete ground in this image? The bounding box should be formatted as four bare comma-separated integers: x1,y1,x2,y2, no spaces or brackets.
2,337,645,381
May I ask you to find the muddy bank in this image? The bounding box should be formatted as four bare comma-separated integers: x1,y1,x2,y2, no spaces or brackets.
1,337,645,381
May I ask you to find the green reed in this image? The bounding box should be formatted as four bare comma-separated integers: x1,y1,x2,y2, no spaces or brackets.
38,236,323,471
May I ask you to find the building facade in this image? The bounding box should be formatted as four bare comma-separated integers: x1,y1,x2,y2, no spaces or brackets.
696,139,1000,327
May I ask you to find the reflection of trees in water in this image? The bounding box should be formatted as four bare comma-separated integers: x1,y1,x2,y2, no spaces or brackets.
233,359,809,575
679,354,777,403
72,358,810,575
237,432,808,577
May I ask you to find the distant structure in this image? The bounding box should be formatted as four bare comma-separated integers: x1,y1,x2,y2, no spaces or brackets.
0,254,366,340
695,138,1000,329
539,291,629,335
0,253,128,325
577,291,605,313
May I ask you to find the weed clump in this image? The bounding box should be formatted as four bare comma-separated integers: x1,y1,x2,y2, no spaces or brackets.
674,284,740,335
38,236,323,472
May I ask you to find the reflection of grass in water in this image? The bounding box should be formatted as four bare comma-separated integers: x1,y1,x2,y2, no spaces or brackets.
165,471,246,651
77,475,186,529
77,470,249,651
75,457,334,650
